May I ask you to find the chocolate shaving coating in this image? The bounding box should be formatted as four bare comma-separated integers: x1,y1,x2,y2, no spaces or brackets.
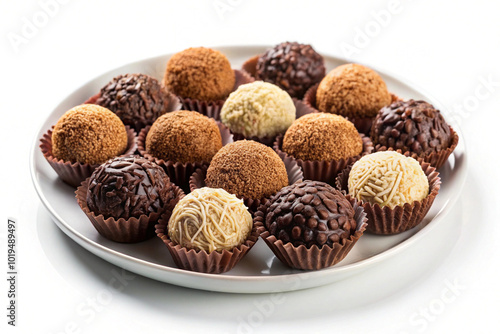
256,42,325,98
95,74,173,132
371,100,451,156
265,180,356,248
86,156,174,220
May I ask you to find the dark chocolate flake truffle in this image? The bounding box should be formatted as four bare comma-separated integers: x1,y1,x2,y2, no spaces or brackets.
95,73,174,132
370,99,451,156
86,156,175,220
265,181,357,248
256,42,325,98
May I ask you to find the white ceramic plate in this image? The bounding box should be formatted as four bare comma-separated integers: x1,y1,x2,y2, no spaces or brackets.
30,46,467,293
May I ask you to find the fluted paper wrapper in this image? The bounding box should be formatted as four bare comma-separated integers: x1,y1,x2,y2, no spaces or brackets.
335,162,441,235
137,122,233,193
274,134,373,187
155,210,260,274
189,156,303,213
303,83,402,135
39,126,137,187
374,127,459,170
76,180,184,243
254,199,367,270
176,69,254,121
230,98,317,147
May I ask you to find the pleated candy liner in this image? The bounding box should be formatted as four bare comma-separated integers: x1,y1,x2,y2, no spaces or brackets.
137,122,233,193
254,198,367,270
39,126,137,187
189,156,304,214
273,134,374,187
335,161,441,235
155,209,260,274
176,69,254,121
76,180,184,243
229,98,317,147
303,83,403,135
374,126,459,171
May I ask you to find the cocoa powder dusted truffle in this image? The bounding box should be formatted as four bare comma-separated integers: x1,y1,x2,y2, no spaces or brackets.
145,110,222,163
94,73,175,132
316,63,391,118
282,113,363,161
52,104,128,165
371,100,452,156
256,42,325,98
265,180,357,248
205,140,288,199
163,47,235,101
86,156,175,220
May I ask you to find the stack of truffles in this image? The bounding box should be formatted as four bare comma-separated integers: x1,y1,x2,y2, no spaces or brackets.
40,42,457,274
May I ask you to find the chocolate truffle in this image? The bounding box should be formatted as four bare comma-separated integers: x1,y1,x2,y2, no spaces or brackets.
282,113,363,161
265,180,357,248
205,140,288,199
145,110,222,163
168,187,253,252
316,63,391,118
220,81,296,138
94,73,174,132
52,104,128,165
86,156,175,219
163,47,235,101
348,151,429,209
370,100,452,156
256,42,325,98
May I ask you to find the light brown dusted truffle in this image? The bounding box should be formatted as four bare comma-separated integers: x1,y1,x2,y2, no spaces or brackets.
316,63,391,118
52,104,128,165
163,47,235,101
145,110,222,163
205,140,288,199
282,113,363,161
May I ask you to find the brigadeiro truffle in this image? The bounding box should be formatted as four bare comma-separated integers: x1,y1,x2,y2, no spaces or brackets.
90,73,181,132
155,187,259,274
254,42,326,98
205,140,289,200
75,155,182,243
370,99,459,169
163,47,235,101
254,180,367,270
336,151,441,234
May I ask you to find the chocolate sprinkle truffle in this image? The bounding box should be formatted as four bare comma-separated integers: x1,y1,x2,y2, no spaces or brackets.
52,104,128,165
256,42,325,98
283,113,363,161
86,156,175,220
265,180,357,248
163,47,235,101
370,100,452,156
94,73,174,132
146,110,222,163
316,63,391,118
205,140,288,199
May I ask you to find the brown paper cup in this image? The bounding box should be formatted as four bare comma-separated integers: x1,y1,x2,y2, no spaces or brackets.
189,156,304,213
230,98,317,147
39,126,137,187
335,162,441,235
76,179,184,243
374,126,459,170
176,69,254,121
274,134,373,187
137,122,233,193
303,84,401,135
254,199,367,270
155,210,260,274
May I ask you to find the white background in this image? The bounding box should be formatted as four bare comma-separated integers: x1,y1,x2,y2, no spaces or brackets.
1,0,500,333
